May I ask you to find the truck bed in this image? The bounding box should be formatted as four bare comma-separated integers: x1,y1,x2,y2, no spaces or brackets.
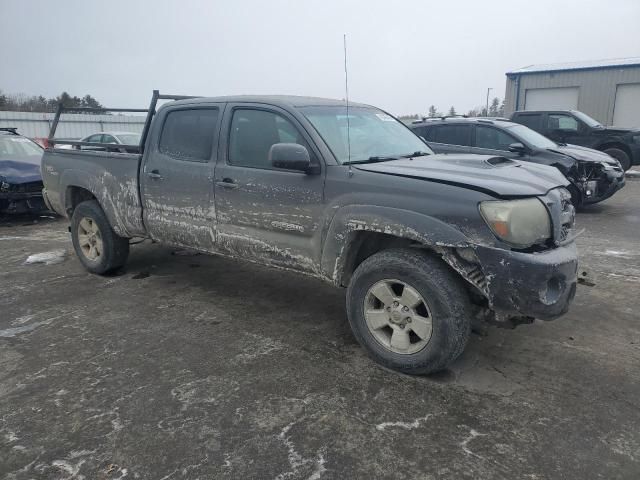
41,149,146,238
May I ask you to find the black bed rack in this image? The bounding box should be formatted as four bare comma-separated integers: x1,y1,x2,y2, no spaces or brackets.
47,90,200,153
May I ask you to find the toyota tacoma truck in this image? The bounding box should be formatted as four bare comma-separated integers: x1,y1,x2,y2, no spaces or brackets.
41,91,578,375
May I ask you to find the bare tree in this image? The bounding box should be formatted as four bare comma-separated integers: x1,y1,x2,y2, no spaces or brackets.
489,97,500,117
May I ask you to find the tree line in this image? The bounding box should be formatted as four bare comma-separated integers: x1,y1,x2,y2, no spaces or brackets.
0,90,105,113
399,97,506,123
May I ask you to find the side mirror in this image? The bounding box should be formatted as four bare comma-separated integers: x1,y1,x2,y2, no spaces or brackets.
269,143,312,172
508,142,526,155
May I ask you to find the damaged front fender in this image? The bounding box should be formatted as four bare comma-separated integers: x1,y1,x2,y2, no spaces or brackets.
320,205,485,286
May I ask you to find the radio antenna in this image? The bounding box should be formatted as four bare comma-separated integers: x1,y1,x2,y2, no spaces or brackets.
343,34,352,167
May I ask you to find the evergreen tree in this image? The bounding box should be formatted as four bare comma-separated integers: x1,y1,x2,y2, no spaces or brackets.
428,105,439,117
448,106,456,116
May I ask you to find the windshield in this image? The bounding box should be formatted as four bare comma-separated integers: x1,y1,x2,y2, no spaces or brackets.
299,106,432,164
115,133,142,145
505,124,557,149
573,111,602,128
0,135,43,162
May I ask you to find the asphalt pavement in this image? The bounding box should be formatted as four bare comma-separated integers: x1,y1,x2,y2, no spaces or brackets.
1,178,639,479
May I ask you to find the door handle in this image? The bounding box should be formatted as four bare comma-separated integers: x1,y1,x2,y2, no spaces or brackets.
147,169,163,180
215,178,239,189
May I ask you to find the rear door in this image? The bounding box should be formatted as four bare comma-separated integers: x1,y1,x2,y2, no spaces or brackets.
141,104,224,250
213,103,325,272
470,124,523,160
423,124,472,154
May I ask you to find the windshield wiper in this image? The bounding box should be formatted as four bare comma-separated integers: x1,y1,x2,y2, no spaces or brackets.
343,155,399,165
400,151,431,158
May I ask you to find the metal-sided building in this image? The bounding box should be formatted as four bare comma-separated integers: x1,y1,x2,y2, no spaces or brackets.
0,111,145,140
504,57,640,128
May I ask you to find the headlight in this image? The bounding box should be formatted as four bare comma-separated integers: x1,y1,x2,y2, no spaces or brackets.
479,198,551,248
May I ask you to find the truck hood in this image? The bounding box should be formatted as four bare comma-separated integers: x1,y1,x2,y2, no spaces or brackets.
354,154,569,197
594,125,639,135
0,158,43,184
550,144,619,166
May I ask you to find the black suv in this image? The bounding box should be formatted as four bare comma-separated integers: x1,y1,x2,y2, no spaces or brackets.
510,110,640,171
410,117,625,206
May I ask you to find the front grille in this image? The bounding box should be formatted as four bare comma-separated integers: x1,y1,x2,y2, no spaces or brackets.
9,182,43,193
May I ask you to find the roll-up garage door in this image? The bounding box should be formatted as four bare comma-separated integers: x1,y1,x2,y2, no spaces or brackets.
613,83,640,127
524,87,579,110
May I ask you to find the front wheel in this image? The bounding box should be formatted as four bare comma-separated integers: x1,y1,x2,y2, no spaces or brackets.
346,248,472,375
71,200,129,274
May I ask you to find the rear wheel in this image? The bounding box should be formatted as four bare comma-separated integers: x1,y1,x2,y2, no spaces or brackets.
71,200,129,274
602,147,631,171
346,248,472,375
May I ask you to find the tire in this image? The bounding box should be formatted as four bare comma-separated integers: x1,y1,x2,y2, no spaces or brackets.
70,200,129,274
346,248,472,375
602,147,631,171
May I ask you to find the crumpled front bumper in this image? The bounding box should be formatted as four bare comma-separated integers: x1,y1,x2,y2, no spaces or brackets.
0,190,46,214
474,243,578,321
582,169,625,205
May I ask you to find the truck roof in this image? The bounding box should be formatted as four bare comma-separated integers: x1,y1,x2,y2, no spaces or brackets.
167,95,373,109
512,110,579,114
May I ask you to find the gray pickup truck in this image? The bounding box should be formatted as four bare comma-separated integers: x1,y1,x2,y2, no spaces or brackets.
41,91,578,374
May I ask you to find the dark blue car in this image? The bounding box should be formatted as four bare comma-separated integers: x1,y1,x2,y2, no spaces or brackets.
0,128,47,214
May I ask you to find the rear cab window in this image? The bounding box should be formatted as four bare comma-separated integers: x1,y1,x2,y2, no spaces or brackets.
515,114,543,132
159,108,220,162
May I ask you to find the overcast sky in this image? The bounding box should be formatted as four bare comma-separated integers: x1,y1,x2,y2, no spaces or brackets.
1,0,639,115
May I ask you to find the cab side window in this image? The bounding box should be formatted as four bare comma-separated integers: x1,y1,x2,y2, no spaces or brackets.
475,125,517,151
228,109,312,170
548,114,578,132
159,108,219,162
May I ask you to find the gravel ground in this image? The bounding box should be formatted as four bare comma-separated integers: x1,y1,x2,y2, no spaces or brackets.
1,179,639,479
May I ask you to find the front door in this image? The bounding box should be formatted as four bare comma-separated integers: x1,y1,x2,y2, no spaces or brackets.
214,104,325,273
141,105,223,250
545,113,584,145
